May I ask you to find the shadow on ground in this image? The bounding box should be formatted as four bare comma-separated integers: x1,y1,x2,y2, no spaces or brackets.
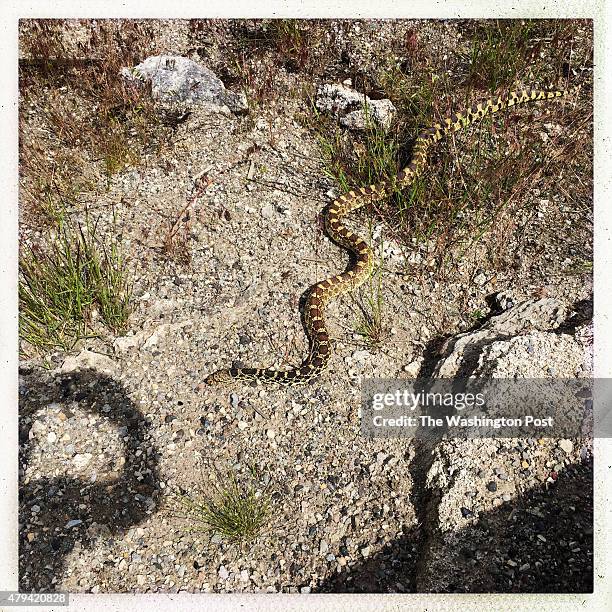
19,368,162,591
314,456,593,593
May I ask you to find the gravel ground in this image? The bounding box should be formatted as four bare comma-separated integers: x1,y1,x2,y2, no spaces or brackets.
18,19,593,594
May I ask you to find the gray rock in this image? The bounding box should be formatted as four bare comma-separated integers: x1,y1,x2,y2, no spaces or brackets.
113,333,144,353
315,83,396,131
473,270,488,287
403,358,422,377
434,299,572,378
559,439,574,454
351,350,371,363
342,98,397,130
58,349,118,377
72,453,93,470
29,419,46,438
121,55,248,114
260,204,275,219
315,83,364,114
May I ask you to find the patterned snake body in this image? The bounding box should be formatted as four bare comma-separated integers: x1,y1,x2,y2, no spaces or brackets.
206,89,565,387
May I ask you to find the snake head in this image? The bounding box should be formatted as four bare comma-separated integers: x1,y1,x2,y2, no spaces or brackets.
204,369,234,386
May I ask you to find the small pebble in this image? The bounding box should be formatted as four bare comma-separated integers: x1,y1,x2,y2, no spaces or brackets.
218,565,229,580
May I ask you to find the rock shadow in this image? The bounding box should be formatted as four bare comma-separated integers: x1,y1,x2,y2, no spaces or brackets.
313,457,593,593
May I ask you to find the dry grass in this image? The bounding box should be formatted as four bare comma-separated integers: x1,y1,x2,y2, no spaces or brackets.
309,19,592,279
189,19,328,106
19,19,168,224
18,19,168,352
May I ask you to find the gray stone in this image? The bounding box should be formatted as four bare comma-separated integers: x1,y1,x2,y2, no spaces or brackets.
121,55,248,114
58,349,118,377
434,299,574,378
315,83,364,114
315,83,396,131
473,270,488,286
261,204,275,219
72,453,92,469
342,98,397,130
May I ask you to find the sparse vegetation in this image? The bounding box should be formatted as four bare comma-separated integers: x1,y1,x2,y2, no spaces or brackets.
354,232,387,347
470,308,487,323
264,19,320,72
20,19,163,186
18,20,169,352
176,465,271,544
308,19,591,278
462,20,579,91
19,209,132,353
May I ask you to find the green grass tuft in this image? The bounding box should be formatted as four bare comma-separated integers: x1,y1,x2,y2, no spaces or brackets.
176,467,271,544
354,224,387,347
19,209,132,353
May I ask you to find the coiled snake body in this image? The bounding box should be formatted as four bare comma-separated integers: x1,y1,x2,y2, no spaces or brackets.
206,89,565,387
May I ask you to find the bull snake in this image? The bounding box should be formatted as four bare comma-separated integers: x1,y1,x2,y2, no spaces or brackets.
205,88,565,387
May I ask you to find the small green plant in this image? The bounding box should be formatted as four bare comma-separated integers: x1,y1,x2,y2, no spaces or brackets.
470,308,487,322
99,117,140,179
378,65,441,134
354,223,387,347
19,209,132,352
176,465,271,544
565,257,593,276
313,100,406,198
